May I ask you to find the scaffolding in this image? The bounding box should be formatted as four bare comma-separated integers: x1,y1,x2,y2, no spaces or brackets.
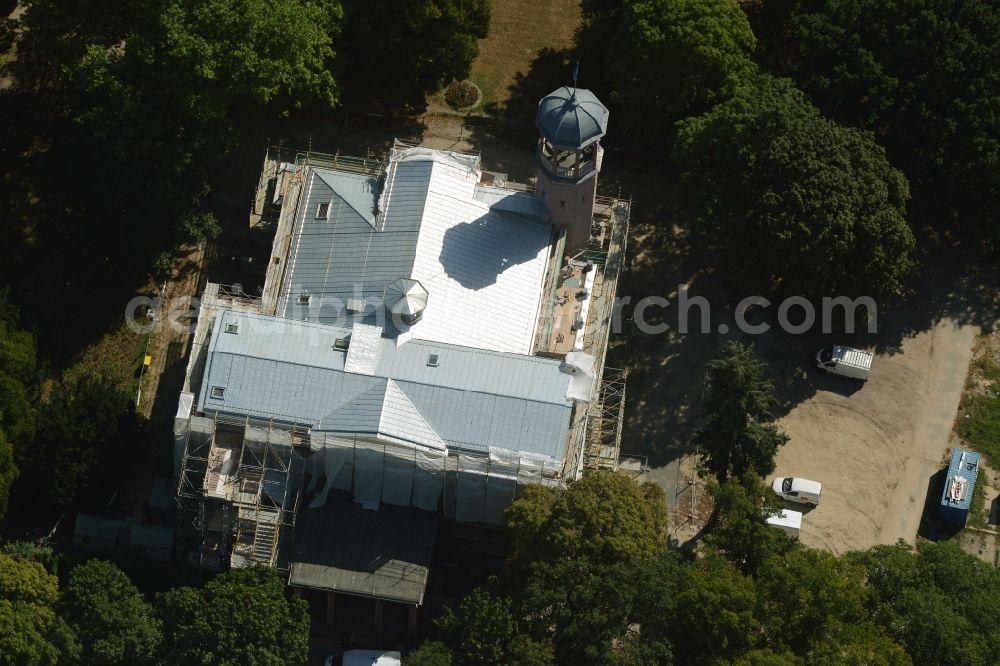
230,426,300,570
583,367,627,471
175,416,232,569
565,196,631,475
175,414,304,572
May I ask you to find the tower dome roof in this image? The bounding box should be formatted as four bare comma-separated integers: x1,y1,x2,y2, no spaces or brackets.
535,87,609,150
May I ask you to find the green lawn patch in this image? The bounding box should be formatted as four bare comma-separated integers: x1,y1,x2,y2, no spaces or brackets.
468,0,581,109
957,354,1000,468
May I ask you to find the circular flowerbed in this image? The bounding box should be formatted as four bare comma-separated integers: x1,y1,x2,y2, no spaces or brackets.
444,80,481,111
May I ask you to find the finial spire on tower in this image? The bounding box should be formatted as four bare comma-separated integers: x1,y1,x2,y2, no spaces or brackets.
571,61,580,98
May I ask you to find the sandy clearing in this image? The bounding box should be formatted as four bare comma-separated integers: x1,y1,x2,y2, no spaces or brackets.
773,318,978,553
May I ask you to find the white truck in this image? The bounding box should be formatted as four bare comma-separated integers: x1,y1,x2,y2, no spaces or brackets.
816,345,872,381
766,509,802,538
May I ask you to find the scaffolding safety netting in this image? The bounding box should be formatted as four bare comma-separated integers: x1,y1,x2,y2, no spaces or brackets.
304,434,562,524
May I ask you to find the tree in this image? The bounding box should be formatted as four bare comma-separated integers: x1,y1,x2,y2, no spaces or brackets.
675,73,914,299
667,553,759,664
847,540,1000,664
406,641,454,666
156,567,309,666
2,0,344,289
0,541,60,575
756,548,869,654
431,590,554,666
777,0,1000,243
0,553,78,665
505,471,667,568
337,0,489,110
706,475,792,574
435,590,516,666
516,557,646,664
807,621,911,666
15,374,133,508
694,342,788,481
61,559,161,665
0,433,16,522
0,290,37,521
607,0,756,141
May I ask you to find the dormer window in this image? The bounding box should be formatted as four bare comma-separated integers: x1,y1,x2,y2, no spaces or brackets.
225,323,239,334
333,337,350,351
427,353,440,367
316,202,330,219
210,386,226,400
298,291,311,305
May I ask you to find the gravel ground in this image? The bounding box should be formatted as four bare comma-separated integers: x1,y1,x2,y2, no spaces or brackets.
771,318,978,554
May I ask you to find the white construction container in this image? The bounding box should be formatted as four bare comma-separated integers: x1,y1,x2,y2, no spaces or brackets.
816,345,872,381
766,509,802,538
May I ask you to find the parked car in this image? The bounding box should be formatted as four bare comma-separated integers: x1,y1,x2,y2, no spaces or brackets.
816,346,872,381
771,477,822,507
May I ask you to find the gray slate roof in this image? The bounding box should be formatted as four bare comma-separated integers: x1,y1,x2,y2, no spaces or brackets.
198,310,573,459
535,86,609,149
276,149,553,355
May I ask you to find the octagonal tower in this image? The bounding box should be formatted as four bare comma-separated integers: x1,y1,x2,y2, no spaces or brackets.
534,86,609,252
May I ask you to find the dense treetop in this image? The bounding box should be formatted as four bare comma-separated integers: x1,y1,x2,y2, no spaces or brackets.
157,566,309,665
675,73,915,299
693,341,788,481
61,559,161,666
0,552,79,665
607,0,756,141
761,0,1000,243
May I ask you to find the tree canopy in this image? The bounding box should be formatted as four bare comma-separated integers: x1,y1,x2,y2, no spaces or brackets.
772,0,1000,244
61,559,161,665
0,292,36,521
694,341,788,481
156,567,309,666
675,73,915,299
0,552,78,665
505,470,667,569
337,0,489,110
674,76,914,297
607,0,756,141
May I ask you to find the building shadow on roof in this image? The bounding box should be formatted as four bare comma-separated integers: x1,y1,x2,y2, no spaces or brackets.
437,212,552,290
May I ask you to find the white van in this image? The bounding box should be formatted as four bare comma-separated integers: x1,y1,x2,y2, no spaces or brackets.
771,477,822,507
816,346,872,381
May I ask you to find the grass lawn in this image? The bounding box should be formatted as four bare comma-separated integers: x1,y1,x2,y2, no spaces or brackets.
469,0,582,109
957,346,1000,467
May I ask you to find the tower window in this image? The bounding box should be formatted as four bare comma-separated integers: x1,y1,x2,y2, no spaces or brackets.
560,200,566,208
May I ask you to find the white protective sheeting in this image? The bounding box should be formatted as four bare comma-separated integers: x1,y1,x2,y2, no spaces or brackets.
455,453,489,523
307,435,355,509
412,448,446,511
354,440,385,508
381,445,415,507
484,449,520,524
562,350,596,401
176,391,195,419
